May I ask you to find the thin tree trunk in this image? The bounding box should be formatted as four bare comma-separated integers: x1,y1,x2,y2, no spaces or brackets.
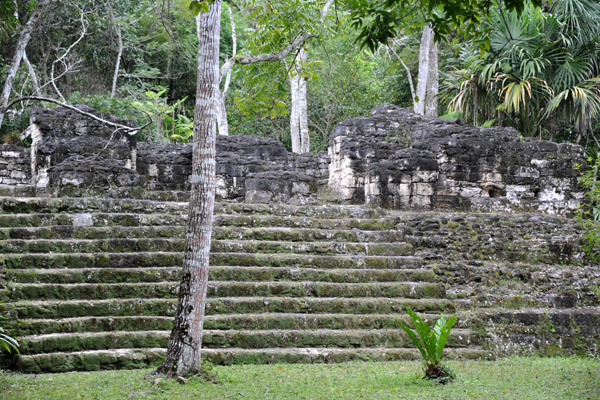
222,6,236,96
298,48,309,153
216,92,228,136
155,0,221,378
217,6,236,136
0,0,50,128
108,0,123,99
414,24,433,116
110,27,123,98
289,47,310,153
424,39,438,118
23,51,40,95
289,66,301,153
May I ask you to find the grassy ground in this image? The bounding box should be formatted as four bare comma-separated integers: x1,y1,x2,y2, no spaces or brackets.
1,357,598,400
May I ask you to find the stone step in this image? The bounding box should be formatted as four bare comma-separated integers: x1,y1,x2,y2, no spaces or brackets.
4,281,445,301
0,226,404,243
2,252,424,270
8,312,466,336
137,190,191,202
0,213,184,228
6,266,438,284
0,184,36,197
455,293,598,310
17,328,480,354
0,239,413,256
0,197,387,219
0,212,398,231
482,307,600,335
2,297,455,319
6,346,489,373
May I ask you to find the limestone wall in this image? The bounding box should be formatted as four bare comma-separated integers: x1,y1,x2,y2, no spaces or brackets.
0,144,31,187
28,106,137,192
136,137,329,203
329,104,585,215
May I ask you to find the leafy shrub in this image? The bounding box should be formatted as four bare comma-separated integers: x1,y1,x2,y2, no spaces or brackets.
397,307,457,384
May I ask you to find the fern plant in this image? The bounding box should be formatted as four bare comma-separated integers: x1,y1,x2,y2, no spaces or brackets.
397,307,457,383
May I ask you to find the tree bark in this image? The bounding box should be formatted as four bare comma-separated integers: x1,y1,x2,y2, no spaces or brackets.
217,6,236,136
107,0,123,99
0,0,50,128
289,62,301,153
298,49,309,153
424,39,438,118
414,24,432,116
154,0,221,378
216,93,228,136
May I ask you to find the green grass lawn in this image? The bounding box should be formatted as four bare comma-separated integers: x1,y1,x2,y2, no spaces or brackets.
1,357,599,400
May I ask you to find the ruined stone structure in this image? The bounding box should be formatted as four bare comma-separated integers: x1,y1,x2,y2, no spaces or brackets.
329,105,584,215
2,104,584,214
0,105,597,372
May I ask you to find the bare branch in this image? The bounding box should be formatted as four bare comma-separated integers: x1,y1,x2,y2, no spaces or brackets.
387,43,416,107
50,2,89,101
4,96,152,135
23,51,41,96
220,32,313,81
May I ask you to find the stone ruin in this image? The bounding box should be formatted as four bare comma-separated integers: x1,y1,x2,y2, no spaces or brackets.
0,104,598,372
0,104,586,215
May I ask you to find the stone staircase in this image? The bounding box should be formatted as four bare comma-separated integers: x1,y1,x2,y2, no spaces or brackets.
0,196,486,373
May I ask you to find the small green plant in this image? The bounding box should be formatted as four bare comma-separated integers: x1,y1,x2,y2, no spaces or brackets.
397,307,457,384
575,155,600,262
132,87,188,144
0,315,19,354
168,114,194,143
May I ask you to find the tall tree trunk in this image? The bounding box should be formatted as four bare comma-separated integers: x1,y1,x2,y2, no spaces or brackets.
154,0,221,378
216,92,229,136
289,47,309,153
414,24,433,116
108,0,123,99
298,48,309,153
289,63,301,153
0,0,50,128
217,6,236,136
424,39,438,118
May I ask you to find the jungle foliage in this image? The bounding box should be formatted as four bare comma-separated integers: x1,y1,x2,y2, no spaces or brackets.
0,0,598,152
